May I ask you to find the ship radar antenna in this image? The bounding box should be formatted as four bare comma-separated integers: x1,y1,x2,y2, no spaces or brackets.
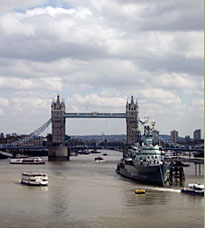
151,121,155,130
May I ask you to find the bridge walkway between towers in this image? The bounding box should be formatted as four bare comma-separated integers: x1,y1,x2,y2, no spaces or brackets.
64,112,126,118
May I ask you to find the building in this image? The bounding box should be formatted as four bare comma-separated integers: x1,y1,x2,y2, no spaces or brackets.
6,133,11,138
193,129,201,140
170,130,178,143
185,135,191,142
12,133,17,137
20,136,46,147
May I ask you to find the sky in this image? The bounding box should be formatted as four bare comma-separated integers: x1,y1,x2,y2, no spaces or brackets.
0,0,203,137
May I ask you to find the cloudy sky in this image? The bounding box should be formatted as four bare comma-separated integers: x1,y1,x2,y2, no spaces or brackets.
0,0,203,137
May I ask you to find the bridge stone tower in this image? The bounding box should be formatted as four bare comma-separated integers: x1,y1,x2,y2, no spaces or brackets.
48,95,69,160
51,95,65,145
126,96,140,145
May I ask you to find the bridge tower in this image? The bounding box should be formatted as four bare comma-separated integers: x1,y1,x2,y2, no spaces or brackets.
51,95,65,145
48,95,69,160
126,96,140,145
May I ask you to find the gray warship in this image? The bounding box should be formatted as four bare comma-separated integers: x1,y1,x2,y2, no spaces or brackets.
116,121,169,186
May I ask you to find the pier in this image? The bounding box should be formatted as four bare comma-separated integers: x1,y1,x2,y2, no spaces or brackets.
165,155,204,165
165,155,204,183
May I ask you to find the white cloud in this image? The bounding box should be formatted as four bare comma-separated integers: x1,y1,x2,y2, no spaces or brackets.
140,88,181,106
0,5,202,67
67,94,126,111
11,96,50,114
71,0,203,31
0,76,62,91
0,97,9,106
0,108,4,116
0,0,47,15
152,73,198,90
0,12,35,37
191,98,204,116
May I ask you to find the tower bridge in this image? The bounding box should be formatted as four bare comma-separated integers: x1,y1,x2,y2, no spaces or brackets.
49,95,139,160
1,95,204,162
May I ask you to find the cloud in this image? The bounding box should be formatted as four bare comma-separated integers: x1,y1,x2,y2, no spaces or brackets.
0,108,4,116
67,94,126,112
151,73,198,90
0,0,47,15
191,98,204,116
0,6,202,69
0,76,62,91
68,0,203,31
0,97,9,106
140,88,181,105
10,95,51,118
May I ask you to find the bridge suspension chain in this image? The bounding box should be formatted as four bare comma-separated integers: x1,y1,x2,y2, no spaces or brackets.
1,119,51,149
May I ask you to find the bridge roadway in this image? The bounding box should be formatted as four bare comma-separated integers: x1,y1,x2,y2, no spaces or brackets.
163,147,204,152
0,145,48,150
1,145,123,151
64,112,126,118
165,155,204,164
1,144,203,153
1,147,203,164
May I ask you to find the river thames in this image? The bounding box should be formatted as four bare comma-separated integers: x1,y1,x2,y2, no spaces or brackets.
0,150,204,228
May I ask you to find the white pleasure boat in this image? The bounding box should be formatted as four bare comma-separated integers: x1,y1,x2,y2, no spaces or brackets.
10,157,46,164
21,172,48,186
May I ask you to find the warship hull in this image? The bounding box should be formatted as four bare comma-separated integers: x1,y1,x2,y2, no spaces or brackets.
117,160,169,186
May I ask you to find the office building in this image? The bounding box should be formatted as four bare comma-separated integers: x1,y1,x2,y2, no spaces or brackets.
193,129,201,140
152,130,159,145
170,130,178,143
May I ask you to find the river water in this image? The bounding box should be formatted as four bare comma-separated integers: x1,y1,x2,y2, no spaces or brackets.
0,150,204,228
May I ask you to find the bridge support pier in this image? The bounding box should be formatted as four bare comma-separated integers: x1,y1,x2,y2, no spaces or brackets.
194,162,202,176
48,145,69,161
199,163,201,175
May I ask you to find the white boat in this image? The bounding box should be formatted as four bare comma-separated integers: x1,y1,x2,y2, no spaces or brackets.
10,157,46,164
181,183,204,196
21,172,48,186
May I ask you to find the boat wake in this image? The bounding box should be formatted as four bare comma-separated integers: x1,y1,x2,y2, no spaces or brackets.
141,186,181,193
